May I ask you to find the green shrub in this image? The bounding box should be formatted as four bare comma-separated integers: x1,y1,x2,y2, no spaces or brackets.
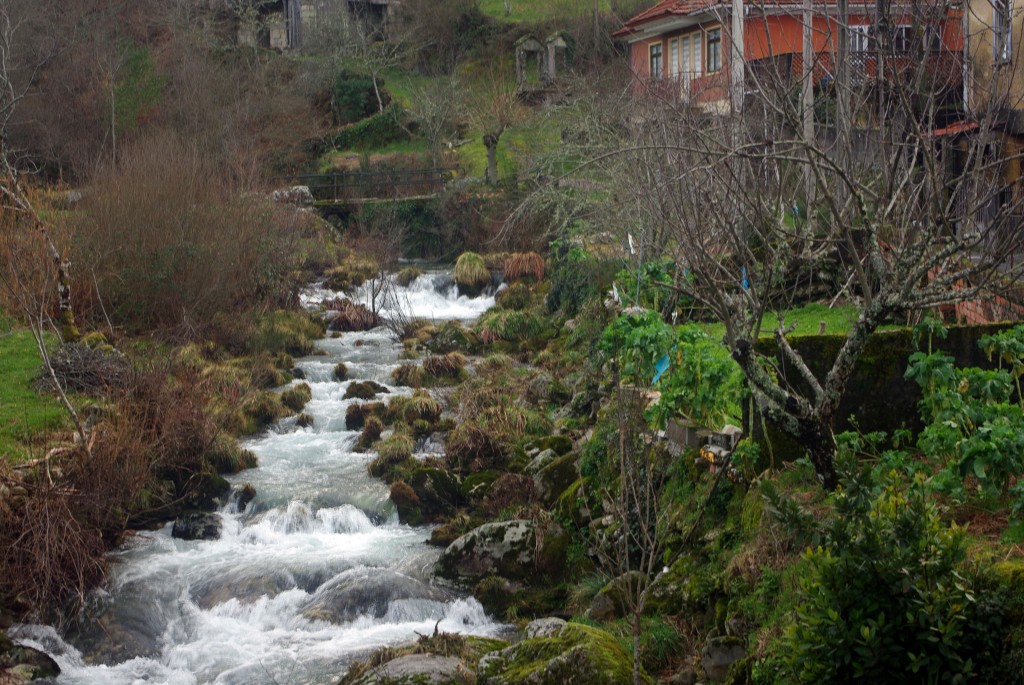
330,104,407,151
547,241,612,318
330,70,375,124
495,282,531,311
781,473,1011,683
252,310,325,357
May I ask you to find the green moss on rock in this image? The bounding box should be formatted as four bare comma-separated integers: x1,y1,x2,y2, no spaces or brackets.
477,622,648,685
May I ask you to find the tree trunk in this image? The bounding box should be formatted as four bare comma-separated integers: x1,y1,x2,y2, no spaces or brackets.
803,419,839,490
483,132,499,185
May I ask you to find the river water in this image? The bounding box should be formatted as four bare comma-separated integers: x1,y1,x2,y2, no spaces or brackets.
9,272,502,685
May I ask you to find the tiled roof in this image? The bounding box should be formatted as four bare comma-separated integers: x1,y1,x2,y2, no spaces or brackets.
612,0,721,36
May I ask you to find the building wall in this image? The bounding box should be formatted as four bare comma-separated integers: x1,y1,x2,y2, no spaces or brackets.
966,0,1024,114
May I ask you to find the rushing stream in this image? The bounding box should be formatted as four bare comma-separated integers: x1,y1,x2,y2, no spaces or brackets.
9,272,503,685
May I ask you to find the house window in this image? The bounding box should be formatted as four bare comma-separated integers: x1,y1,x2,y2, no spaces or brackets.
892,25,912,52
849,25,871,52
670,38,680,77
707,27,722,72
650,42,663,79
994,0,1011,63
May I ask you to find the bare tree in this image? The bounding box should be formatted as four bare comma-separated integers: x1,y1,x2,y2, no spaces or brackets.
469,64,525,185
408,75,460,167
0,0,90,456
575,1,1024,489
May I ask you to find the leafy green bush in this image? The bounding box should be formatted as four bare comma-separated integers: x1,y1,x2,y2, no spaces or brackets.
330,70,375,124
905,321,1024,498
330,104,408,151
650,324,742,430
598,309,674,385
546,241,612,317
781,473,1010,683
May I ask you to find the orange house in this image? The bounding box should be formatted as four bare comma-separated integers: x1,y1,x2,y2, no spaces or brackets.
614,0,964,109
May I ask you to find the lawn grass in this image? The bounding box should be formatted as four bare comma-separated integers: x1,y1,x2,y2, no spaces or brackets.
477,0,619,23
698,302,903,340
0,326,68,464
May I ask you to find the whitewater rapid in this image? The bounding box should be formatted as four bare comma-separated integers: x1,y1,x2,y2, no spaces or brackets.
8,271,500,685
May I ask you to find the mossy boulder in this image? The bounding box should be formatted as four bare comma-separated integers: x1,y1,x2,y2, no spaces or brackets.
409,468,463,521
281,382,312,412
390,481,423,525
0,632,60,682
533,452,579,506
529,435,573,457
461,470,502,501
348,654,465,684
346,401,384,430
477,622,647,685
428,321,478,354
435,520,568,585
344,380,390,400
454,251,492,297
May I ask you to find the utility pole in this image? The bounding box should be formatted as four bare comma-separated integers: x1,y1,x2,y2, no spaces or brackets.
731,0,745,115
802,0,815,220
837,0,851,173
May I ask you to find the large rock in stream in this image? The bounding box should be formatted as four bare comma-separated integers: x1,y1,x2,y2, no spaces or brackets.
434,520,568,585
348,654,465,684
0,632,60,683
302,567,450,623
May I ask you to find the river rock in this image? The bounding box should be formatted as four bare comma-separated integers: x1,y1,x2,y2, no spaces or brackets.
478,622,646,685
525,449,557,475
435,520,568,585
701,636,745,682
271,185,314,206
0,632,60,682
192,568,298,609
525,617,567,639
172,512,222,541
302,568,449,623
350,654,466,684
408,468,462,520
533,452,578,506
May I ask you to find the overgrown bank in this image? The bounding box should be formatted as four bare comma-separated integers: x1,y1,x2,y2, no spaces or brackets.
332,244,1024,684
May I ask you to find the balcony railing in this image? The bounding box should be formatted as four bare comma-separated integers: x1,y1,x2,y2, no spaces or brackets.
644,48,963,106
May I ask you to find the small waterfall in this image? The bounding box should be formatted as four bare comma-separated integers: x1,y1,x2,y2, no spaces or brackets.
8,269,504,684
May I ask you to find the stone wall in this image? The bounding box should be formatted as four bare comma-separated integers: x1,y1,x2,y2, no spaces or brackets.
744,323,1018,461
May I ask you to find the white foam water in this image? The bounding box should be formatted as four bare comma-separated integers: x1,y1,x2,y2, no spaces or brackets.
9,271,504,684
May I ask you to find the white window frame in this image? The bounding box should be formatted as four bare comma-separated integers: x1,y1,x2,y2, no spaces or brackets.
849,24,871,52
670,38,680,77
994,0,1012,63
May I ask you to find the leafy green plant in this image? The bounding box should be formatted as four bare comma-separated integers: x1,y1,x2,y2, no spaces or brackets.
598,309,674,385
782,473,1008,683
546,240,613,318
906,321,1024,497
330,70,375,124
649,324,742,430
